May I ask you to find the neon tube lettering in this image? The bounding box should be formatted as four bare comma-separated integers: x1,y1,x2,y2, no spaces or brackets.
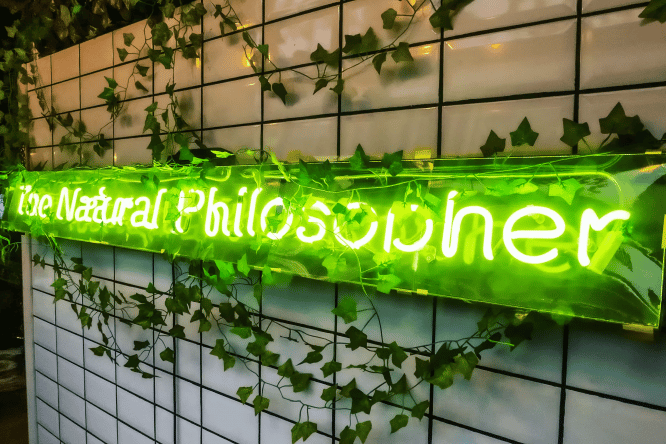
503,206,565,264
234,187,248,237
334,202,378,250
175,189,205,233
296,201,331,244
441,191,495,260
130,197,152,228
578,209,631,267
110,198,134,226
384,204,434,253
27,193,40,216
91,188,113,224
17,185,32,215
57,187,81,221
205,187,231,237
260,197,294,240
75,195,95,222
247,188,262,236
38,195,53,218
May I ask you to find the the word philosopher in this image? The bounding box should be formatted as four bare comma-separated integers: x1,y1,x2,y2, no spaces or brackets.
16,184,630,268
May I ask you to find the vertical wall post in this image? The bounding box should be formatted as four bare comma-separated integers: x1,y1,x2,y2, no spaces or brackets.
21,234,37,444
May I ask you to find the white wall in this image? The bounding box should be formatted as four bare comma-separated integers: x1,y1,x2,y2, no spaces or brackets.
24,0,666,443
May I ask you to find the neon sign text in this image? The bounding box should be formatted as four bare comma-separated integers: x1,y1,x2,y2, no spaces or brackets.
15,185,631,267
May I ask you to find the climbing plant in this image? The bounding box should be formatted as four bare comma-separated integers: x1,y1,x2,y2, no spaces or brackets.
2,0,666,442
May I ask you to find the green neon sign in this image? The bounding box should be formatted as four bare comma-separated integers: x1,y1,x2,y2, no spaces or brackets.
4,154,665,327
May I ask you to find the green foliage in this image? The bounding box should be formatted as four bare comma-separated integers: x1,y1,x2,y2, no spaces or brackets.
640,0,666,23
510,118,539,147
16,1,640,442
480,130,506,157
389,414,409,433
332,297,358,323
548,178,582,205
253,395,270,415
291,421,317,443
381,9,398,29
391,42,413,63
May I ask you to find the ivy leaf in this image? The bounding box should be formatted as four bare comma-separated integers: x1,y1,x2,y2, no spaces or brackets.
377,274,401,294
388,341,408,368
257,76,271,93
162,2,176,18
339,379,357,398
548,178,582,205
159,347,175,363
615,247,633,271
230,326,252,339
452,352,478,380
411,400,429,420
151,22,173,47
135,81,149,93
133,340,150,350
599,103,643,136
504,322,534,349
480,130,506,157
510,117,539,147
345,326,367,350
168,324,185,339
90,345,106,357
310,43,339,67
381,150,403,176
313,78,329,95
381,8,398,29
252,395,270,415
391,42,413,63
560,119,591,147
356,421,372,443
291,421,317,443
299,350,323,365
123,33,135,47
372,52,388,74
242,31,257,48
278,358,296,378
262,265,274,285
330,78,344,95
350,144,371,170
342,33,363,54
237,386,253,404
639,0,666,23
237,253,250,276
340,426,357,444
430,6,453,30
321,384,337,402
145,102,158,113
389,414,409,433
290,372,313,392
321,360,342,378
350,388,372,414
272,82,288,104
253,283,263,305
256,44,269,58
332,297,358,323
473,332,502,357
213,340,236,370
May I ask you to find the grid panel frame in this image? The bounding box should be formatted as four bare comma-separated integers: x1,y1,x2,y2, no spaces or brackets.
24,0,666,443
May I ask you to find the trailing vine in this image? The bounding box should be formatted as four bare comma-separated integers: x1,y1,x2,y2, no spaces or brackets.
2,0,666,442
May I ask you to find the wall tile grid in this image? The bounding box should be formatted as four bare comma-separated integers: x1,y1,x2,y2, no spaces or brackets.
24,0,666,443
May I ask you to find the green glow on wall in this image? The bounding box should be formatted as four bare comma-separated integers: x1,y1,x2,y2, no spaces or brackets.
4,154,665,327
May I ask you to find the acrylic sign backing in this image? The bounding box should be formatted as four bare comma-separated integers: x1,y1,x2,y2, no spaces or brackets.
4,154,665,327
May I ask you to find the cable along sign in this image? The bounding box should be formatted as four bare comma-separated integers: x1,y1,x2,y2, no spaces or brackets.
4,154,665,327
